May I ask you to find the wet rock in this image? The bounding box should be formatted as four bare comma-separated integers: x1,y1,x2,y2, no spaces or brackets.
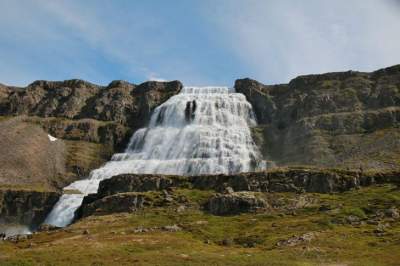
205,192,267,215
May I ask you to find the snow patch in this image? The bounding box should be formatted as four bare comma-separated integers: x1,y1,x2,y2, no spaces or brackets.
48,134,57,142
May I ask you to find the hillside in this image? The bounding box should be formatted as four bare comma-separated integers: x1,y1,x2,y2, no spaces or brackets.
0,117,65,191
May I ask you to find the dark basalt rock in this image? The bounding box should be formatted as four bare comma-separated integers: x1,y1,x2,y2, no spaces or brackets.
76,192,148,218
205,192,267,215
96,174,188,198
0,189,60,228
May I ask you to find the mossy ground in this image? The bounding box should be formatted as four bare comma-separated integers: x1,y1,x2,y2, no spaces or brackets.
1,185,400,265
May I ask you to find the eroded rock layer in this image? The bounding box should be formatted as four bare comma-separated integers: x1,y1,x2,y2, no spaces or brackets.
235,65,400,170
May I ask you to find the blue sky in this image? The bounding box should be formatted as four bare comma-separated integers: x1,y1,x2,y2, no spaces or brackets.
1,0,400,87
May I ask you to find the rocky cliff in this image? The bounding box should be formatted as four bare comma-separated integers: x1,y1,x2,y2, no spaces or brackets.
235,65,400,170
0,79,182,151
0,189,59,227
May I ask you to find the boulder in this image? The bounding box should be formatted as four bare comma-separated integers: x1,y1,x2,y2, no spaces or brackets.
205,192,267,215
76,192,149,218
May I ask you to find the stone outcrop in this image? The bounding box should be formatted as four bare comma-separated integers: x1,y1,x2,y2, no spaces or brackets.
204,192,267,215
235,64,400,171
92,169,399,197
0,189,60,228
96,174,188,198
77,192,149,218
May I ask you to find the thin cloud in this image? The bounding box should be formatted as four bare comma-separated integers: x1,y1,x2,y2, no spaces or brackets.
205,0,400,84
0,1,399,86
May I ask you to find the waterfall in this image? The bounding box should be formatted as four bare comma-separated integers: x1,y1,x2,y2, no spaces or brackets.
45,86,265,227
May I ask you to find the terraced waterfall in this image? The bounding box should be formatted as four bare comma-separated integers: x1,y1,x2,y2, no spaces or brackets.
45,86,265,227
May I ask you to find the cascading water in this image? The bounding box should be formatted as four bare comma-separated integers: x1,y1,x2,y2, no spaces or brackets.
45,86,266,227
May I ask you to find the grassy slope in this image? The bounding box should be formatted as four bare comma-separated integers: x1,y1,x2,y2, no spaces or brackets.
1,185,399,266
0,116,113,191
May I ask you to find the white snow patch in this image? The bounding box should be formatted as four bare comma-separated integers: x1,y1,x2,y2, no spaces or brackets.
48,134,57,142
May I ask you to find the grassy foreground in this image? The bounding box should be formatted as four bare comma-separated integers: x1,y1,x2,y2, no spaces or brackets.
1,185,399,266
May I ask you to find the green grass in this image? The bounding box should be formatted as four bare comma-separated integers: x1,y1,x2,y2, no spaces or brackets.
1,185,400,265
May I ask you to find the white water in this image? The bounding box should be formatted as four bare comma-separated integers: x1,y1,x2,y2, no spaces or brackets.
45,86,265,227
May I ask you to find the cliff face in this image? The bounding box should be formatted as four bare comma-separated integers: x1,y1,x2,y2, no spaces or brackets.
0,79,182,150
0,189,60,227
235,65,400,170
